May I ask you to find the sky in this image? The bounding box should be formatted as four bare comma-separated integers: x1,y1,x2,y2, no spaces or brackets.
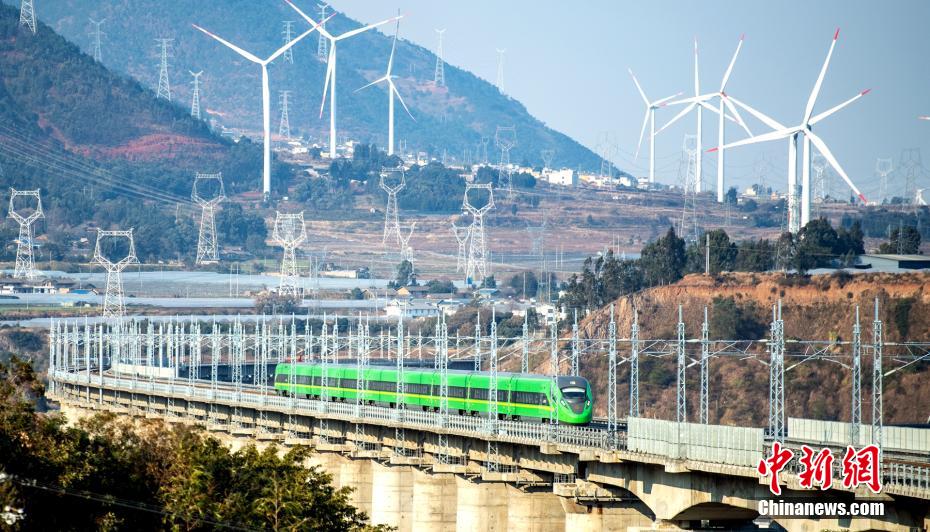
329,0,930,200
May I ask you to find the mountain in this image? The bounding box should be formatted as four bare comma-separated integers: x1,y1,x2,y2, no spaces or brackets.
24,0,605,170
0,4,277,262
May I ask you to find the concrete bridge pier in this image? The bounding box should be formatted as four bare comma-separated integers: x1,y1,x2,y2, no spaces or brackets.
455,477,509,531
504,485,566,531
411,470,457,530
560,499,655,531
369,462,413,530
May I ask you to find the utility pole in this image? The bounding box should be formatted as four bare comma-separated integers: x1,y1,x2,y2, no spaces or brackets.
192,173,225,264
89,18,105,62
94,229,139,319
189,71,203,120
8,189,44,279
155,38,173,101
705,233,710,275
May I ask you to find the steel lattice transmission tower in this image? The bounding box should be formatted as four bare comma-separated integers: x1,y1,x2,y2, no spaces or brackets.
876,158,893,204
495,48,505,93
93,229,139,319
192,173,226,264
88,18,105,62
189,71,203,120
464,183,494,284
317,4,329,61
155,38,173,101
272,212,306,297
380,167,406,250
434,29,446,86
451,222,469,273
20,0,36,34
494,126,517,196
400,222,416,263
282,21,295,64
278,90,292,139
8,189,44,279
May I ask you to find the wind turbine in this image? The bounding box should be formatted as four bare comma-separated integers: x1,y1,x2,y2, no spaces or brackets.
193,15,330,198
710,29,870,233
355,15,414,156
657,36,753,199
286,0,403,159
629,69,681,184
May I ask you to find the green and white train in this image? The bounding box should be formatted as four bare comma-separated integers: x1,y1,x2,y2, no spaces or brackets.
273,363,593,425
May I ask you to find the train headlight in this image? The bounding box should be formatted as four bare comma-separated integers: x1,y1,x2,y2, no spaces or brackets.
560,399,566,406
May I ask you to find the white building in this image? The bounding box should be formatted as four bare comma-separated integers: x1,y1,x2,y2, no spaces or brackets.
384,299,440,319
546,168,577,187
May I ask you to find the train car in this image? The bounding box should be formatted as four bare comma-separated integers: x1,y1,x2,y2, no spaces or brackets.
273,363,593,425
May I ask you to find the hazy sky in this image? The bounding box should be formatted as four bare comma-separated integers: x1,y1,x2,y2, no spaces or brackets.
329,0,930,199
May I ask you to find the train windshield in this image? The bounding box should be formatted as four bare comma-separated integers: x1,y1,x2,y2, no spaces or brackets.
561,386,587,402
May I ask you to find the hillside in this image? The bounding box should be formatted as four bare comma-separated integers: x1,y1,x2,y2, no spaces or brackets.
0,4,284,262
26,0,605,171
550,272,930,427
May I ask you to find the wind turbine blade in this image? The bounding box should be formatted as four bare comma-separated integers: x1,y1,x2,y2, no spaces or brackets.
726,96,787,131
386,18,400,75
628,69,649,106
804,28,839,124
634,108,649,159
919,116,930,121
192,24,262,64
806,131,866,203
708,127,797,152
392,82,415,121
336,14,403,41
284,0,334,40
720,34,744,91
654,92,683,107
319,47,335,118
722,95,752,135
668,95,709,106
267,22,324,63
355,76,388,92
809,89,870,126
656,102,696,134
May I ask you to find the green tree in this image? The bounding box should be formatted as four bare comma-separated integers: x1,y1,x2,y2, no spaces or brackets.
392,260,414,288
686,229,737,274
878,225,921,254
508,271,539,298
639,227,686,285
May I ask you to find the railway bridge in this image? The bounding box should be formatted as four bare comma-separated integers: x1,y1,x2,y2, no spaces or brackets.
46,313,930,531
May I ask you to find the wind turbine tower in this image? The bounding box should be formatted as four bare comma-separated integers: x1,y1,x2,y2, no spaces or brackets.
282,21,296,64
464,183,494,284
279,90,292,139
876,158,893,204
189,71,203,119
93,229,139,319
19,0,35,34
155,38,173,101
317,4,328,61
272,212,307,297
192,173,226,264
194,14,326,198
8,189,43,279
380,167,406,251
630,69,681,184
287,1,402,160
495,126,517,195
495,49,506,93
356,16,414,156
89,18,105,62
434,29,446,86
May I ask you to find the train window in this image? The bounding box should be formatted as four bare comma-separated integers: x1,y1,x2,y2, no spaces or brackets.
312,376,321,386
561,386,586,401
341,379,356,389
275,373,287,383
449,386,466,398
469,388,488,400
